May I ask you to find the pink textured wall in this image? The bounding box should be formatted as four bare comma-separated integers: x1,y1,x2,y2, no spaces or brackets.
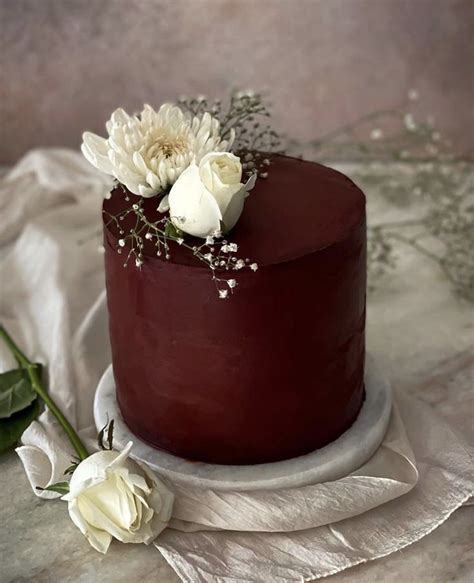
1,0,473,162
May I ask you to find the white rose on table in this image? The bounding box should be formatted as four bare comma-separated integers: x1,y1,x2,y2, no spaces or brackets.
158,152,256,238
62,442,174,554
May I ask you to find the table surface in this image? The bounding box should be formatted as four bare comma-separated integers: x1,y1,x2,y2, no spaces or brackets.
1,161,473,582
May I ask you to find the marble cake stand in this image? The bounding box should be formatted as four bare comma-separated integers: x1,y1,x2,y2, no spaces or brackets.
94,357,392,491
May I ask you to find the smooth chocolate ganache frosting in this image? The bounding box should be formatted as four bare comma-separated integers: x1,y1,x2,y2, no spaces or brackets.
103,154,366,464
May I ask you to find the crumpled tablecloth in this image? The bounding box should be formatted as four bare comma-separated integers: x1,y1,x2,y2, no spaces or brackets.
0,149,472,582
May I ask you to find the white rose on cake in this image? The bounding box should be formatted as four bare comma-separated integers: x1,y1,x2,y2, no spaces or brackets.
158,152,256,238
62,442,174,554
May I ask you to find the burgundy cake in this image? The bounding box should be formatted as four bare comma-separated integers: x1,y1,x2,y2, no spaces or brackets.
103,154,366,464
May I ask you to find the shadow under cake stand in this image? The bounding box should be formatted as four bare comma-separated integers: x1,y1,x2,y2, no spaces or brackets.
94,357,392,491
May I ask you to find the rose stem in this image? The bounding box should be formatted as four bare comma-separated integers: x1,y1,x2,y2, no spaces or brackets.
0,324,89,461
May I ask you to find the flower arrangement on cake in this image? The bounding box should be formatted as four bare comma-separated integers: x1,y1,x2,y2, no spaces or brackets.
82,92,281,298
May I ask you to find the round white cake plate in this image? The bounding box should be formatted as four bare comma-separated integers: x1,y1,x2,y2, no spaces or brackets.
94,356,392,492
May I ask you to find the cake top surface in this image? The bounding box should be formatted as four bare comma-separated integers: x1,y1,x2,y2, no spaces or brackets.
103,154,365,267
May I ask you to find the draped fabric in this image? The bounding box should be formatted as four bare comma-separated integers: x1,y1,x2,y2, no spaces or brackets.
1,149,472,581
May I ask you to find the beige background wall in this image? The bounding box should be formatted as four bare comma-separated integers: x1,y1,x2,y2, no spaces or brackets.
1,0,473,163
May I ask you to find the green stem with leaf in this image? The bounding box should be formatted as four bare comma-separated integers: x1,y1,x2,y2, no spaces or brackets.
0,325,89,461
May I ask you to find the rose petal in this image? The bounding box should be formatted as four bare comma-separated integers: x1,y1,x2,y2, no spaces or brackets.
222,188,246,232
138,461,174,522
157,194,170,213
68,499,113,554
244,172,257,192
87,473,138,530
168,165,222,238
107,441,134,470
76,494,134,543
67,449,121,497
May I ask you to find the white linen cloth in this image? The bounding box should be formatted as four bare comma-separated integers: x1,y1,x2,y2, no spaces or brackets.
0,149,472,581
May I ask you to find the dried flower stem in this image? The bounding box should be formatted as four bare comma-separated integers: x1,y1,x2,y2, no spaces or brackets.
104,197,257,297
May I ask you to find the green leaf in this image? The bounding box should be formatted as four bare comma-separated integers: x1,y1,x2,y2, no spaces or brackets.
98,417,115,451
36,481,70,495
0,399,40,453
97,416,108,450
63,462,79,476
164,221,183,239
106,419,115,450
219,220,229,236
0,368,37,419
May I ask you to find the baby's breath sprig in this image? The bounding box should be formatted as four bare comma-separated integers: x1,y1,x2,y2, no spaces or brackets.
285,88,473,302
103,193,258,298
178,90,282,178
365,161,474,301
287,89,462,163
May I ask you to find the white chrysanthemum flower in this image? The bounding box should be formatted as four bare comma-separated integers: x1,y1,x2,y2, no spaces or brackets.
81,104,234,198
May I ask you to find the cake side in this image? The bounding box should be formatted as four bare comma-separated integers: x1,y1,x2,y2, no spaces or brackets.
103,155,366,464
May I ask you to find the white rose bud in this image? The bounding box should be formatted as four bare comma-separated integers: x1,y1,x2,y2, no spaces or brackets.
165,152,256,238
62,442,174,554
